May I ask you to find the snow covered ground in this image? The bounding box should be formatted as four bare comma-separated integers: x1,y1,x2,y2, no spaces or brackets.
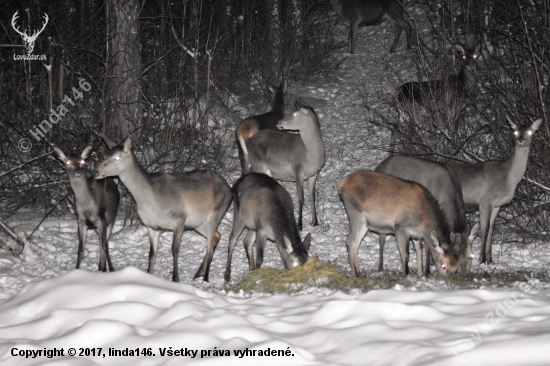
1,2,549,365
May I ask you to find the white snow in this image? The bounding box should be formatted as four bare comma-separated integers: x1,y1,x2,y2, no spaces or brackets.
1,268,550,365
1,3,550,365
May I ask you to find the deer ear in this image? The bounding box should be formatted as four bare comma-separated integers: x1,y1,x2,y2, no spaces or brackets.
506,115,517,130
431,231,444,255
81,145,93,159
268,86,275,94
455,44,465,55
100,133,118,149
52,146,65,161
531,118,543,131
123,138,132,153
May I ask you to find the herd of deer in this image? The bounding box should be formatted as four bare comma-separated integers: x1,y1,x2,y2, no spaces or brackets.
52,0,543,283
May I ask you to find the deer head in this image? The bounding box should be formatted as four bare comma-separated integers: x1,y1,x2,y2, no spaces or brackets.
12,11,49,54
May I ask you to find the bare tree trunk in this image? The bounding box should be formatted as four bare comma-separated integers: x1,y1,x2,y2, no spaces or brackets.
264,0,282,83
104,0,142,141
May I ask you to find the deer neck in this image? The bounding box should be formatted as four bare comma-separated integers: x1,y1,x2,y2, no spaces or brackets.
300,122,326,161
116,157,155,206
507,144,531,188
68,174,93,206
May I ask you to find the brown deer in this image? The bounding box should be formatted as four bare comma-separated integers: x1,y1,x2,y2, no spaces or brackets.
225,173,310,282
446,117,542,264
53,145,119,272
330,0,413,54
95,138,232,282
339,170,458,276
375,155,479,274
236,83,285,175
246,100,325,231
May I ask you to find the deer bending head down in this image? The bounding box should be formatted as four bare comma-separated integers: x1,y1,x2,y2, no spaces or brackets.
339,170,459,277
11,11,49,54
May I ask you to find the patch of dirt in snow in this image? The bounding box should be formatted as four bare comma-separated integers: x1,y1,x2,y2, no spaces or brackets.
1,3,548,302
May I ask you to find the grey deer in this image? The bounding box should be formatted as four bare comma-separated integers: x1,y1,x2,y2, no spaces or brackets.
53,145,119,272
95,138,232,282
236,83,285,175
225,173,310,282
246,100,325,231
330,0,413,54
375,155,479,275
339,170,459,277
446,117,542,264
391,42,481,151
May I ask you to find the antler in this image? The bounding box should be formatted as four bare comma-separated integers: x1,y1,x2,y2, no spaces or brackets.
30,13,49,40
11,11,48,41
11,11,27,38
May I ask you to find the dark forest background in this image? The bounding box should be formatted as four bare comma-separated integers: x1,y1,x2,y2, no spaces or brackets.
0,0,549,239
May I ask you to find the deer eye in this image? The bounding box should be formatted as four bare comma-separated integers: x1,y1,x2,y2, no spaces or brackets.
66,161,72,166
514,130,520,137
441,263,447,270
527,130,533,136
113,155,121,161
292,112,297,117
79,159,86,165
470,254,475,259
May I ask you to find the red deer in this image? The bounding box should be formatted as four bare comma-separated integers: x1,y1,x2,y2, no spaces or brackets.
95,138,232,282
330,0,413,54
375,155,479,274
446,117,542,264
246,100,325,231
236,83,285,174
338,170,458,276
391,43,481,151
225,173,310,282
53,145,119,272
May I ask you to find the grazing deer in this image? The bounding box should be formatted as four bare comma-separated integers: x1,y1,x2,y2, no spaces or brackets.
330,0,413,54
224,173,310,282
95,138,232,282
246,100,325,231
53,145,119,272
446,117,542,264
236,83,285,175
375,155,479,274
391,43,481,151
338,170,458,276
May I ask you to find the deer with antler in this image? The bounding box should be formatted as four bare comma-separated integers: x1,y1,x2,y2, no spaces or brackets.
11,11,49,54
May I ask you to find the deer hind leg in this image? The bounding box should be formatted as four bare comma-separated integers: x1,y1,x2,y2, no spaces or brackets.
243,230,256,270
193,222,221,282
413,239,423,276
378,234,386,271
478,203,495,264
349,21,359,54
254,234,267,269
225,214,246,282
105,222,115,272
296,176,305,231
345,211,368,277
308,174,319,227
395,231,410,275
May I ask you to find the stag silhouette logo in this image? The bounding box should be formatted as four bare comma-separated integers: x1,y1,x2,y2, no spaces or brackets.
11,11,48,54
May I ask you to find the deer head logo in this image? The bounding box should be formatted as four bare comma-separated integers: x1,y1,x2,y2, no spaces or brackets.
11,11,49,54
